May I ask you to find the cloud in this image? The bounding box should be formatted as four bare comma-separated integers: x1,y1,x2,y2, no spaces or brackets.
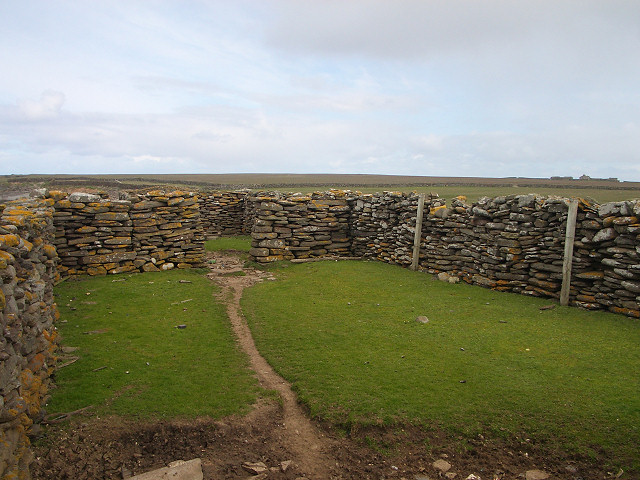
0,1,639,180
18,90,66,120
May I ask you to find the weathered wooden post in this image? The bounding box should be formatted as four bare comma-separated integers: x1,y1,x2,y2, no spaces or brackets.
560,199,579,306
410,193,426,271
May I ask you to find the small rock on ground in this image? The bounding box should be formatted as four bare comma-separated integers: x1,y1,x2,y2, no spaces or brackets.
433,459,452,473
525,469,549,480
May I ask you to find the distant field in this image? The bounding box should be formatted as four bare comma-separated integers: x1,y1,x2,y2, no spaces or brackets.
2,173,639,203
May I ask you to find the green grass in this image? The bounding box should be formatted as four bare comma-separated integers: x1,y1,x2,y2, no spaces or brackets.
242,260,640,472
205,235,252,252
50,269,259,419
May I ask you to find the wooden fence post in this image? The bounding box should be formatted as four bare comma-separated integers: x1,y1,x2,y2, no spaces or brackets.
560,199,579,306
410,193,426,271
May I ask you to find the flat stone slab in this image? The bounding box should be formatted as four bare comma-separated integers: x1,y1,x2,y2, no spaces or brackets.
130,459,203,480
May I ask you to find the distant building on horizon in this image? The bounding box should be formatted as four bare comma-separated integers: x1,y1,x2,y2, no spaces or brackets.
578,174,619,182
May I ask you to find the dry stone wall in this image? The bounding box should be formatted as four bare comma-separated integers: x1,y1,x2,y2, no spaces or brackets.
350,192,445,266
199,191,251,237
249,191,353,262
52,190,205,277
0,198,59,480
248,191,640,318
416,195,640,317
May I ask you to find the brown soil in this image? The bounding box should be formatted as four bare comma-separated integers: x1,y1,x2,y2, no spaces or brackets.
31,252,604,480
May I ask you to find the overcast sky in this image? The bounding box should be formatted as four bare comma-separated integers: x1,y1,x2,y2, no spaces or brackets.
1,1,639,180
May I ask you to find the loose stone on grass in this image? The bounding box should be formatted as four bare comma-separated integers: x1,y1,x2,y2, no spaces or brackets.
433,458,452,473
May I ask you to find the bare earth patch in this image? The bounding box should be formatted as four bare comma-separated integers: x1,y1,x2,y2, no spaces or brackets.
32,252,604,480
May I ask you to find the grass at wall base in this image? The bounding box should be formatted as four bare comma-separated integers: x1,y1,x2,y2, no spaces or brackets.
242,259,640,474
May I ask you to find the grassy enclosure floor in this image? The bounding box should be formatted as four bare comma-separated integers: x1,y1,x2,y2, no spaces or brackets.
51,269,259,419
242,260,640,473
204,235,251,252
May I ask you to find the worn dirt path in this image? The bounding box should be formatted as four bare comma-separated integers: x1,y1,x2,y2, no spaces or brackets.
207,251,338,479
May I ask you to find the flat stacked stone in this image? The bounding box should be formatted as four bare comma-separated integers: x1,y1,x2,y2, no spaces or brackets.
249,191,353,262
0,197,59,480
51,190,205,277
52,191,135,276
129,190,205,272
573,200,640,317
199,190,250,236
350,191,443,266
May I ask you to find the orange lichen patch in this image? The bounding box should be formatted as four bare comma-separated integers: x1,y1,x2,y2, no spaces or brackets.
576,294,597,303
146,190,167,197
0,289,5,310
54,199,73,209
609,306,640,318
21,239,33,252
0,250,14,266
0,234,21,248
430,205,447,215
19,369,46,419
576,271,605,279
167,190,187,198
167,197,185,206
42,328,59,344
613,216,638,225
455,195,468,202
88,201,112,208
27,353,46,372
87,266,108,276
43,244,57,259
47,190,67,200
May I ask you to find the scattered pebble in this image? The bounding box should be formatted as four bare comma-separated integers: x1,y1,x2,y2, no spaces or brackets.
432,459,452,473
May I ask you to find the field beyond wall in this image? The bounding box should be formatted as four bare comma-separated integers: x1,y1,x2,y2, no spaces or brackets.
2,173,639,204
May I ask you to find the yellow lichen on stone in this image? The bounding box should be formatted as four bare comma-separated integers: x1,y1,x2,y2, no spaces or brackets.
146,190,167,198
21,239,33,252
430,205,447,215
47,190,67,201
167,190,187,198
43,244,57,259
0,234,21,248
0,250,14,266
54,199,73,209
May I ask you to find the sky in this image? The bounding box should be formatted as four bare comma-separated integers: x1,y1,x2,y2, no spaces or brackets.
1,1,639,180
